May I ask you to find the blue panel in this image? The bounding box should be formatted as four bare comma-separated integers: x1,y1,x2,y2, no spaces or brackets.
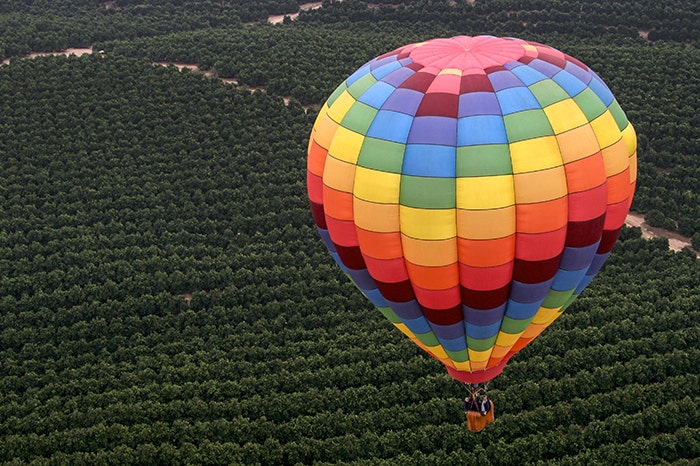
402,315,432,334
589,74,614,106
457,115,508,145
439,336,467,351
347,267,377,290
573,273,595,294
496,87,541,114
466,321,501,339
367,110,414,143
371,60,403,80
551,268,587,292
402,144,456,177
358,81,396,109
504,299,541,320
346,63,372,87
363,288,389,307
552,70,587,97
510,65,547,86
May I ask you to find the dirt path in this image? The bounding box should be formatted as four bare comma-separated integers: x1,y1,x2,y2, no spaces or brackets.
625,212,696,254
267,1,323,24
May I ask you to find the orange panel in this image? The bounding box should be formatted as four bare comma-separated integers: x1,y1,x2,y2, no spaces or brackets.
564,152,606,193
405,261,459,290
515,197,568,234
322,186,354,221
353,198,400,233
307,139,328,177
606,168,633,204
412,284,461,309
457,235,516,267
356,228,404,260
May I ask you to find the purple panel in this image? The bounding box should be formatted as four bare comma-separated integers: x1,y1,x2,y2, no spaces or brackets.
587,252,611,276
463,303,506,326
528,59,560,78
458,92,502,117
318,228,336,253
407,116,457,145
388,299,424,320
382,88,424,114
487,70,524,91
559,242,599,271
346,267,377,290
382,67,416,87
509,279,554,303
432,321,466,340
564,61,592,85
370,55,399,71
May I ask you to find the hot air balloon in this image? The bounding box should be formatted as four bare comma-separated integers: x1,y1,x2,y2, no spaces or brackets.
306,35,636,429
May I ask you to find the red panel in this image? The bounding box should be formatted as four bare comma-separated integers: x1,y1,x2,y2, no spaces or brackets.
376,279,415,303
460,74,494,93
515,228,567,261
334,244,366,270
459,261,514,291
416,93,459,117
309,201,326,229
598,227,622,254
423,304,463,326
413,284,461,310
513,254,562,284
461,284,510,310
565,214,605,247
363,256,410,283
399,71,436,92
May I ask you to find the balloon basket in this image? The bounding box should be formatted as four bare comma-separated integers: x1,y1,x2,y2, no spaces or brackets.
466,403,495,432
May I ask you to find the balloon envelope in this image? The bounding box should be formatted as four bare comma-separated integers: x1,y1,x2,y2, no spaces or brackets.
307,36,637,383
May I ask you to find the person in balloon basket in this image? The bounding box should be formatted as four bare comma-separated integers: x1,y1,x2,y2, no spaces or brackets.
464,395,479,413
480,395,491,416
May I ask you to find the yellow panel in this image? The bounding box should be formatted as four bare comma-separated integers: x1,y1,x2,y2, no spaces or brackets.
509,136,562,173
322,155,356,193
457,206,516,240
590,110,622,149
531,306,562,325
456,175,515,209
621,122,637,157
629,151,638,184
557,124,601,163
328,125,365,164
326,90,356,123
468,348,492,363
394,323,416,339
312,103,329,132
495,330,522,347
513,166,568,204
427,344,449,360
400,206,456,240
601,138,630,177
353,166,401,204
469,360,488,371
439,67,462,75
544,98,590,134
452,360,472,371
354,198,399,232
401,236,457,267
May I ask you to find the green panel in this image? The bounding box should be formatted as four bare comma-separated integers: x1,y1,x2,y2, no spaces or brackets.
341,102,378,134
446,347,470,362
467,335,498,352
529,80,570,107
503,109,554,142
573,88,607,120
456,144,512,176
358,137,405,173
347,73,377,99
500,316,534,334
326,82,348,107
414,331,439,347
377,306,402,324
607,99,629,131
399,175,456,209
542,289,575,308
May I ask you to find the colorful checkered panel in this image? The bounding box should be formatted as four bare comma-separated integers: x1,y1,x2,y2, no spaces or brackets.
307,36,637,384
